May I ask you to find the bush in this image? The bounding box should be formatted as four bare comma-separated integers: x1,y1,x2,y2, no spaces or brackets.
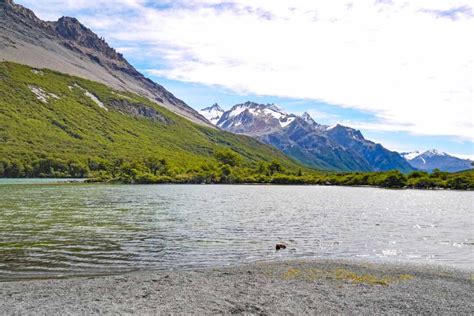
214,149,241,167
378,171,407,188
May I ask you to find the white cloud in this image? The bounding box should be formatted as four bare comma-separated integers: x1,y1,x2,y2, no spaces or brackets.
336,121,416,133
17,0,474,140
451,153,474,160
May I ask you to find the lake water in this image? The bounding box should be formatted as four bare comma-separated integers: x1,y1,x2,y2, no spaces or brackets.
0,181,473,280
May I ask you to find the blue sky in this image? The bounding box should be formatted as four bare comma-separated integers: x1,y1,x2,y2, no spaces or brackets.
17,0,474,158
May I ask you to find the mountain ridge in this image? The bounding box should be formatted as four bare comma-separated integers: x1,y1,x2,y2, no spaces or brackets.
0,0,212,126
200,102,414,172
402,149,473,172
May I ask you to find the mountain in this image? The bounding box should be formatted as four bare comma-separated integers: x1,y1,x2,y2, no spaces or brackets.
0,62,304,178
209,102,299,136
201,102,414,172
0,0,210,126
200,103,225,125
402,150,474,172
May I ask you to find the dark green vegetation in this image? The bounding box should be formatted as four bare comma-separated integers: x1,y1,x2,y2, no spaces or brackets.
0,62,473,189
317,169,474,190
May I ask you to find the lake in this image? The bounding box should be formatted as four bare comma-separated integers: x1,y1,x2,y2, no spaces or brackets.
0,180,473,280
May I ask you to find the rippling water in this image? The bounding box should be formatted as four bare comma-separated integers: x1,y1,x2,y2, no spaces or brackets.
0,181,473,279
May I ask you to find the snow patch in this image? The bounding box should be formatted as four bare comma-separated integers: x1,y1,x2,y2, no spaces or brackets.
28,85,59,103
245,106,286,121
70,84,108,111
280,117,295,128
85,91,107,111
200,106,224,125
263,108,284,120
31,69,43,76
228,105,248,118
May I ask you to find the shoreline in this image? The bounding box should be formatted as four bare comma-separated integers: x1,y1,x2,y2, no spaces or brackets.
1,178,473,191
1,259,472,314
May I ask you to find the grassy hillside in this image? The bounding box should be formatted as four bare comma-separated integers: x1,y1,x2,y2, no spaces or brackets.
0,62,305,179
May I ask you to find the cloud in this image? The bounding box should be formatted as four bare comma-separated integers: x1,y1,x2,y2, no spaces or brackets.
421,5,473,20
336,121,417,133
17,0,474,141
451,153,474,160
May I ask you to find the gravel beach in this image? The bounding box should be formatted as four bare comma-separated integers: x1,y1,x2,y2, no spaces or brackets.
1,259,473,314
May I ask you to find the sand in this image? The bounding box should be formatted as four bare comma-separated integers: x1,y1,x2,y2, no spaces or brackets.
1,259,473,314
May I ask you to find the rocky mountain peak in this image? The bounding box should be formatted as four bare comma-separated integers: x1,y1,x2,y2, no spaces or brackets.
0,0,14,7
326,124,365,142
1,0,49,28
55,17,87,39
213,101,295,135
236,101,283,112
301,112,318,126
423,149,446,157
302,112,312,120
53,17,123,61
241,101,260,107
199,103,225,125
202,103,224,112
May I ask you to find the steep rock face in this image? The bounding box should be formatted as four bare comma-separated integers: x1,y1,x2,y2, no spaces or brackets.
53,17,123,61
325,125,411,172
301,112,320,128
202,102,414,172
108,99,170,123
0,1,211,126
402,149,473,172
262,119,372,171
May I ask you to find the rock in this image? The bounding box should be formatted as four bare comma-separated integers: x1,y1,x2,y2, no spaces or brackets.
108,99,171,123
276,243,287,250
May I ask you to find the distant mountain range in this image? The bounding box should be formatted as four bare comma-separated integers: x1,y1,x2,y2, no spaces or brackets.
200,102,414,172
401,150,473,172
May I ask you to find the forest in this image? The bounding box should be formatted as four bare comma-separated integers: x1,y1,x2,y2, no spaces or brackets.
1,149,472,190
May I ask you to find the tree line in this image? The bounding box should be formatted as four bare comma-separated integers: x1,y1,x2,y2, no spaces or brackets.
0,149,472,190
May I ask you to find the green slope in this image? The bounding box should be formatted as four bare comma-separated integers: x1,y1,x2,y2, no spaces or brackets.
0,62,303,179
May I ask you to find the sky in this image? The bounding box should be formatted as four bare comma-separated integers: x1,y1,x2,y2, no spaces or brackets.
16,0,474,159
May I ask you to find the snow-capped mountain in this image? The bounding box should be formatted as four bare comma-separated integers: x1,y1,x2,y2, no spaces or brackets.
401,149,473,172
301,112,319,127
200,102,413,172
214,102,297,136
199,103,225,125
